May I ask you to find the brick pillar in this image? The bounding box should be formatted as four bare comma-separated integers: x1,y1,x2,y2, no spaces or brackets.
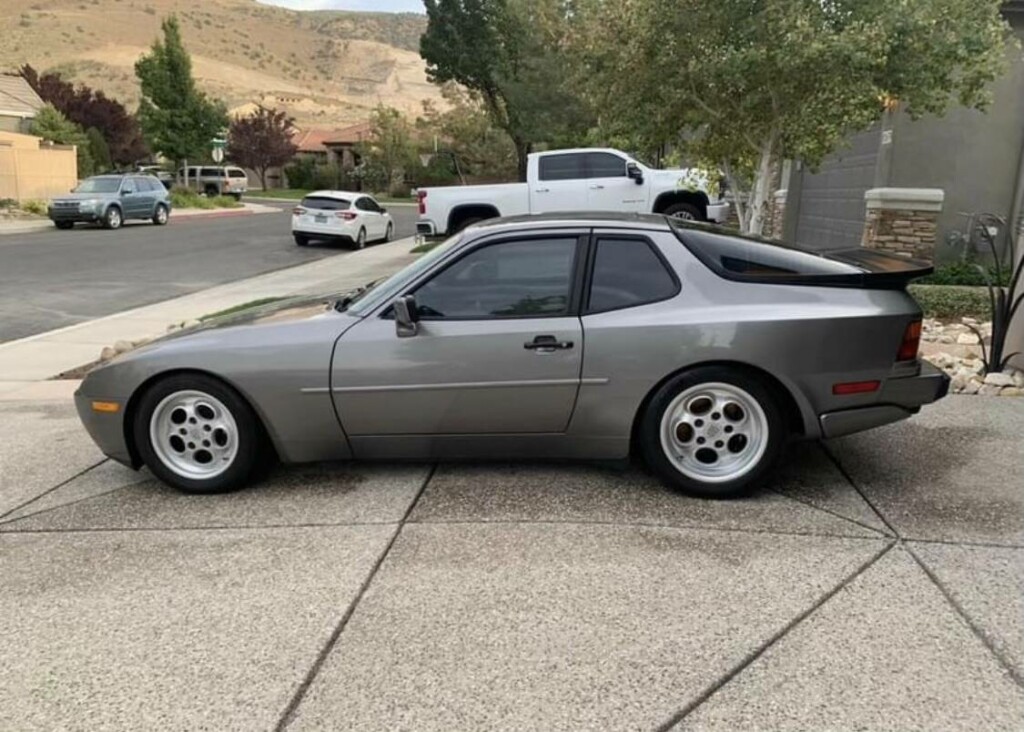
769,189,787,240
862,188,944,260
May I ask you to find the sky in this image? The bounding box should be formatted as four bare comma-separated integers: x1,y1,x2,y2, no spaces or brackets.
257,0,425,13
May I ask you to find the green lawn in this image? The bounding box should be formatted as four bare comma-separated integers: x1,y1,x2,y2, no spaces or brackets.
247,189,414,204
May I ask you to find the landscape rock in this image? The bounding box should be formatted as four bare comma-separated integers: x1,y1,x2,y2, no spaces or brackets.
956,332,980,345
983,372,1016,387
978,384,1003,396
99,346,116,362
113,339,133,354
999,387,1023,397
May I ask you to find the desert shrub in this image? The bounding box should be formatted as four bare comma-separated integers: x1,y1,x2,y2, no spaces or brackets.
908,285,992,321
21,199,48,215
917,261,1010,287
0,198,18,209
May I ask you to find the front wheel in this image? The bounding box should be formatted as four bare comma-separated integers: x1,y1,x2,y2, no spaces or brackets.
133,374,268,494
54,221,74,230
663,202,703,222
639,367,787,498
102,206,122,230
152,204,169,226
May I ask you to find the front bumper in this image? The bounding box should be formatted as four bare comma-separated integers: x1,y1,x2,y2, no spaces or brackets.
706,201,730,224
49,209,102,223
819,362,950,439
74,389,135,467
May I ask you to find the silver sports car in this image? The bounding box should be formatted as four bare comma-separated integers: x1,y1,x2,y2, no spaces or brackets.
75,213,949,498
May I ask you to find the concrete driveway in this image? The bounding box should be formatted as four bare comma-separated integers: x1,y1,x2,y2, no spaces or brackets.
0,396,1020,730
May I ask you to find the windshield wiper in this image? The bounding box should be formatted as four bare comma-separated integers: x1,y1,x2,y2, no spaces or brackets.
334,278,383,311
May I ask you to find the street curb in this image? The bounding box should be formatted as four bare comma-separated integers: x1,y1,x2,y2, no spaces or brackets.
0,220,52,237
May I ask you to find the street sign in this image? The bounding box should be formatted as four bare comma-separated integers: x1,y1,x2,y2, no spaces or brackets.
211,147,224,163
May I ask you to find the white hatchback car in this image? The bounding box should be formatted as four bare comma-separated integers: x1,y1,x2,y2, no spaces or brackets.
291,191,394,249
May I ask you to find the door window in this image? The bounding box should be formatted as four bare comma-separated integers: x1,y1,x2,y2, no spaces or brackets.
120,179,136,194
414,238,578,319
538,154,586,181
587,152,627,178
355,198,375,212
359,197,382,212
587,237,679,313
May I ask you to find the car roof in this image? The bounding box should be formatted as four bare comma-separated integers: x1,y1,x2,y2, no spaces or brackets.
304,190,368,200
469,211,673,233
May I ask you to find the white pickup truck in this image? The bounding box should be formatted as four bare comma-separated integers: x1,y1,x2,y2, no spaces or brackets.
415,147,729,237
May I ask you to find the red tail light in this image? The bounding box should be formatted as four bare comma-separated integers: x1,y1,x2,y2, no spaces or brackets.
336,211,357,220
833,380,881,395
897,320,922,361
292,206,306,215
417,189,427,215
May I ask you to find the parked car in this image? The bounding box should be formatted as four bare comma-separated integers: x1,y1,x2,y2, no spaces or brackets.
291,191,394,249
136,165,175,190
74,212,948,498
176,165,248,200
48,174,172,230
415,148,729,237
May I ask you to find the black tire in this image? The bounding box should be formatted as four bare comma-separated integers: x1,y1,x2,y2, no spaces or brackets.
133,373,269,494
639,366,787,498
663,202,703,222
384,222,393,242
102,206,123,230
204,185,219,197
351,227,366,250
232,193,242,201
152,204,169,226
54,221,74,230
294,233,309,246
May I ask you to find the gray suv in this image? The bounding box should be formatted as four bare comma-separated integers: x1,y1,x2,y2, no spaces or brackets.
48,174,172,230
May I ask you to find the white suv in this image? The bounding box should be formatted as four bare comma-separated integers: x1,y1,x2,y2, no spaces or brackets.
177,166,249,200
291,191,394,249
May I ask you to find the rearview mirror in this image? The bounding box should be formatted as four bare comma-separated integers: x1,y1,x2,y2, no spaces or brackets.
626,162,644,185
393,294,419,338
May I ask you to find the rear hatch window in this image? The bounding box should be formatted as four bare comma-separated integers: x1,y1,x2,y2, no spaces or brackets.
300,196,350,210
670,221,932,289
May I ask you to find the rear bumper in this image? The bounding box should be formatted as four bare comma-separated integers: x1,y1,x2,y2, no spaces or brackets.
706,201,730,224
819,362,950,439
416,220,438,237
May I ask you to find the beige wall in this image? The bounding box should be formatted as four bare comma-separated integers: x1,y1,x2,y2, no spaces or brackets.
0,131,77,201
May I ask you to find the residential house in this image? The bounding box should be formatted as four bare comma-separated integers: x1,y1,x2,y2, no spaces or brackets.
0,73,44,134
293,121,373,170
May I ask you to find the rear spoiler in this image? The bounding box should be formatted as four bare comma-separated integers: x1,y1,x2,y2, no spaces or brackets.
820,248,934,290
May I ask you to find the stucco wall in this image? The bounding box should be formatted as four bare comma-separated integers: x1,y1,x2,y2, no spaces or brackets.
0,131,78,201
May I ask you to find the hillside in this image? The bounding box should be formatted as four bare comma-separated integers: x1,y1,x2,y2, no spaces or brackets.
0,0,440,128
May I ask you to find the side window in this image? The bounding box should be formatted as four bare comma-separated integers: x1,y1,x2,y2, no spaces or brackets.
587,152,627,178
587,237,679,313
201,167,219,178
354,198,370,211
120,178,136,194
415,238,577,319
229,168,247,178
136,177,153,192
362,197,381,212
538,154,585,181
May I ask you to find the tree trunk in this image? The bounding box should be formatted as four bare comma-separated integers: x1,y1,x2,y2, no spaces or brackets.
745,132,779,237
258,167,267,191
513,137,531,182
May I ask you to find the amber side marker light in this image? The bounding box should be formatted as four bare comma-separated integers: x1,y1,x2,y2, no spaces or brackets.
832,381,881,396
91,401,120,413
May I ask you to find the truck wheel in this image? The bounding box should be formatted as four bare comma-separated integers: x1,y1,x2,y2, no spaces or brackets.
663,202,703,222
204,185,219,197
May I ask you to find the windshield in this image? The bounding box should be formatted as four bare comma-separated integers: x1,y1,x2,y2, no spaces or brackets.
347,233,465,316
74,177,121,193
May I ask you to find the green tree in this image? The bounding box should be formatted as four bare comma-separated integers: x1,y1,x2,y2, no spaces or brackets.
357,105,417,196
226,107,298,190
30,104,93,177
86,127,112,173
578,0,1014,235
421,0,590,180
135,15,228,167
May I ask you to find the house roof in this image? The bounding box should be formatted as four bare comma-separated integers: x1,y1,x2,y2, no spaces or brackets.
293,121,373,152
0,74,44,119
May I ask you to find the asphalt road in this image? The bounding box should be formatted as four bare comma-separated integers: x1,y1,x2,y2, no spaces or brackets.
0,202,418,343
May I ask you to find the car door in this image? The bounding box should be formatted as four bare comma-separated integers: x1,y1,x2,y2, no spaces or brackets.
530,153,588,213
585,152,647,213
331,233,585,436
134,177,157,216
118,177,142,218
356,196,385,238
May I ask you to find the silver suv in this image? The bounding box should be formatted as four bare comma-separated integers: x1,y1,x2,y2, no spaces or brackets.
177,166,249,200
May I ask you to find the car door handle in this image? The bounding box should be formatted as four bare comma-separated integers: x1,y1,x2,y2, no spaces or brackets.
524,335,573,351
589,184,604,190
534,187,550,193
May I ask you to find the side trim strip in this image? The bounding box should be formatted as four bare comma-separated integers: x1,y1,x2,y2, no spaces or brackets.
326,377,609,394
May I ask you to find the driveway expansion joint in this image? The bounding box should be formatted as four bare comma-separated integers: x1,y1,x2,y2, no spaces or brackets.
0,457,107,522
767,486,894,538
273,463,438,731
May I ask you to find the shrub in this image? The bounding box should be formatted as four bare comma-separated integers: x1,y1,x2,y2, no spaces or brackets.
0,198,18,209
918,261,1010,287
21,199,49,216
169,188,239,209
908,285,992,321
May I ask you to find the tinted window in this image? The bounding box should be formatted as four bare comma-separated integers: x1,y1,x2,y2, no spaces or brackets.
135,177,154,191
354,198,372,211
359,197,381,212
674,225,863,277
587,237,678,312
538,154,585,181
228,168,247,178
120,178,136,193
587,152,626,178
415,238,577,319
75,177,121,193
201,167,221,177
301,196,349,210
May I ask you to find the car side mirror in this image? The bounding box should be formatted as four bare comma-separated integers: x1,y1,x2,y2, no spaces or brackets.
626,162,644,185
393,294,419,338
380,207,388,214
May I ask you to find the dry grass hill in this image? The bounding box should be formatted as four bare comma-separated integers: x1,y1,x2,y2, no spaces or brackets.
0,0,441,127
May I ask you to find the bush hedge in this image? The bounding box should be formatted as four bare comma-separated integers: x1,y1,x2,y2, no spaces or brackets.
917,261,1010,287
908,284,991,320
169,186,241,210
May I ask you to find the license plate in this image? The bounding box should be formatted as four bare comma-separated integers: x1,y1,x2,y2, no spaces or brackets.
314,214,327,223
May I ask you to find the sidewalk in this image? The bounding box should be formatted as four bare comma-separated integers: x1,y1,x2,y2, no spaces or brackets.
0,236,419,396
0,202,279,237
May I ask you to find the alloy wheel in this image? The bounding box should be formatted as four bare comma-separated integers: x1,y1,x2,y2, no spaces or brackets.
149,390,239,480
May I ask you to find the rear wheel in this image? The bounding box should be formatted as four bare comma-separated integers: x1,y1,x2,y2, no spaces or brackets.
294,233,309,246
54,221,74,230
102,206,122,230
351,227,366,250
639,366,786,498
134,374,267,494
152,204,169,226
663,202,703,222
384,222,393,242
